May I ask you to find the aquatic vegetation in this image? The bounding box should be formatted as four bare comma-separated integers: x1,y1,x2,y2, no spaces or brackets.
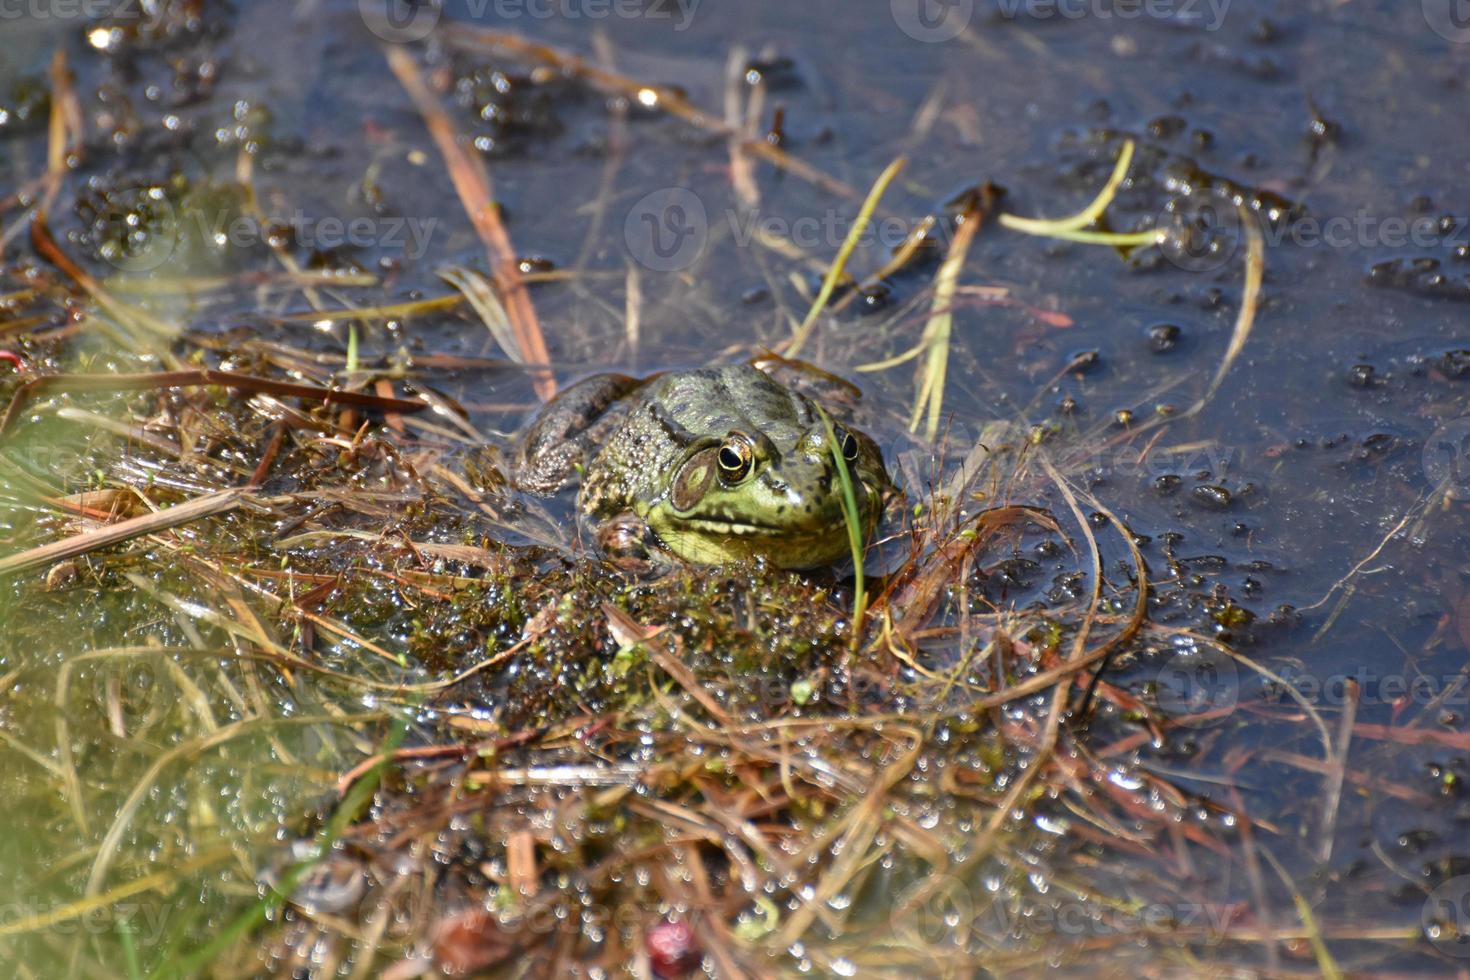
0,7,1465,978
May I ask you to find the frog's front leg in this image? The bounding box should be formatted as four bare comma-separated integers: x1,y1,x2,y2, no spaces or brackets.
513,373,645,494
592,511,656,570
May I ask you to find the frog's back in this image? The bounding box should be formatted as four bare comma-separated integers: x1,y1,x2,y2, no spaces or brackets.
658,366,810,437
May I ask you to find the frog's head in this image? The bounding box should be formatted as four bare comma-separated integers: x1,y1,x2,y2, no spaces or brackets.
642,418,892,569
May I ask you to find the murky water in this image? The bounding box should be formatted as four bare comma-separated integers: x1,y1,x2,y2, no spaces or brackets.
3,0,1470,974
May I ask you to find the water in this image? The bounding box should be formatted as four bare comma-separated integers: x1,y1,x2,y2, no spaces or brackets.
2,0,1469,973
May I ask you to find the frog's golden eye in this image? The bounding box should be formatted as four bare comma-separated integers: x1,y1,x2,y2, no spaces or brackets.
717,438,753,483
839,430,860,463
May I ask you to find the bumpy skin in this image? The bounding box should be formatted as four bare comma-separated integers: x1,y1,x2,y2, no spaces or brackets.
513,365,891,568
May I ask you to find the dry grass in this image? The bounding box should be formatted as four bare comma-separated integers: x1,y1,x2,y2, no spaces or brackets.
0,27,1451,980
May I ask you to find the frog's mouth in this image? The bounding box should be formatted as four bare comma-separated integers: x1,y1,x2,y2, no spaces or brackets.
660,478,886,543
677,516,845,537
652,518,856,569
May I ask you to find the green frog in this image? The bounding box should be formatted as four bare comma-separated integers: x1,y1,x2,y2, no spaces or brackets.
512,365,892,568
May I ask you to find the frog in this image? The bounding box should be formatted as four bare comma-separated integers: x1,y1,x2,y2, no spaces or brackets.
511,364,893,568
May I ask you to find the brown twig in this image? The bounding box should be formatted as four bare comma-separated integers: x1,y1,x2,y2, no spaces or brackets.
0,488,244,578
384,46,555,400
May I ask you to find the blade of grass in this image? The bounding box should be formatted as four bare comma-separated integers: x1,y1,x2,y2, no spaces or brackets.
0,367,428,437
998,139,1146,239
1261,847,1344,980
147,715,409,980
786,157,906,359
86,712,386,897
440,264,522,365
118,918,143,980
0,51,78,251
345,321,360,374
817,407,867,651
278,292,463,324
0,845,234,939
1191,201,1264,411
909,200,982,441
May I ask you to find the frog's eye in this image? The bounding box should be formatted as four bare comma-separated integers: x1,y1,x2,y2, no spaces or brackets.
717,438,754,483
839,430,861,463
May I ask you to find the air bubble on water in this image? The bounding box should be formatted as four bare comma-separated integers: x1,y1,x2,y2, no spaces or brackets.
1034,814,1069,835
1109,769,1143,791
831,957,857,976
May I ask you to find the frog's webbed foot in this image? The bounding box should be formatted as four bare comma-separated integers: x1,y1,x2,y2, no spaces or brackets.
512,373,646,494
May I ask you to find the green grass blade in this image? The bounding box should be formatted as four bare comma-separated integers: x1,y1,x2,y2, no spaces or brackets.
817,408,867,647
787,157,906,359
